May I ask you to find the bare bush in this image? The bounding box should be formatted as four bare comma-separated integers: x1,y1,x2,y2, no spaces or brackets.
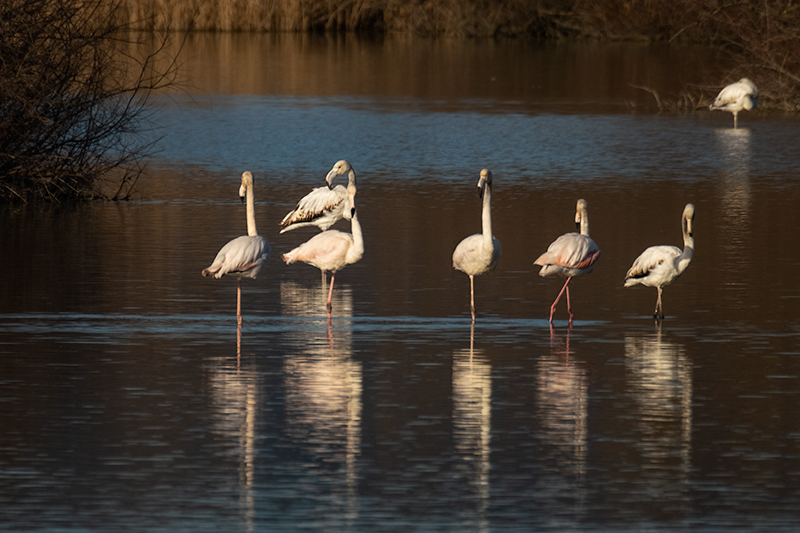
0,0,178,202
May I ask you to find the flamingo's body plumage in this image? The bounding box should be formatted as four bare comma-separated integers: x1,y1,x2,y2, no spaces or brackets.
624,203,695,319
710,78,758,128
203,171,271,325
534,199,600,323
453,169,502,322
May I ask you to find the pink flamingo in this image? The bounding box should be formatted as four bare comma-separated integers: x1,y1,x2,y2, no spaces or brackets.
202,171,271,326
282,177,363,318
534,199,600,323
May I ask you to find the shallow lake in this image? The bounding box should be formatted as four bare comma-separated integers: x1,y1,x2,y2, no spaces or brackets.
2,33,800,531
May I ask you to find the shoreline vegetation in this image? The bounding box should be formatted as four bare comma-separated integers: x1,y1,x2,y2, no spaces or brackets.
3,0,798,201
119,0,800,112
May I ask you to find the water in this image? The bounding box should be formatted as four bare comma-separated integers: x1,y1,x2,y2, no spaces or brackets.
2,34,800,531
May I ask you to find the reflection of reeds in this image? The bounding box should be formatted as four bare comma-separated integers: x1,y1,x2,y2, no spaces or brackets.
119,0,800,106
122,0,390,32
118,0,573,36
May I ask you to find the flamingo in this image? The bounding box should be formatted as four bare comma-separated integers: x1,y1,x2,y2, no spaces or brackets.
452,169,502,323
279,160,356,233
624,203,695,319
202,171,271,326
709,78,758,128
282,179,364,317
534,199,600,324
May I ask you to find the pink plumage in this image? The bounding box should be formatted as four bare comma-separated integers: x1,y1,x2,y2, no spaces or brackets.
534,199,600,323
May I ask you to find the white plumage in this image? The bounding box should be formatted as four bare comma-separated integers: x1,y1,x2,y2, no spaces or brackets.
709,78,758,128
279,160,356,233
534,199,600,323
203,171,271,325
453,169,502,322
282,178,364,317
624,203,695,319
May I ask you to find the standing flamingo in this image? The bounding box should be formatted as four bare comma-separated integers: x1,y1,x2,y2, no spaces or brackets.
282,179,364,318
624,203,695,319
279,160,356,233
452,169,502,323
709,78,758,128
534,199,600,324
202,171,271,326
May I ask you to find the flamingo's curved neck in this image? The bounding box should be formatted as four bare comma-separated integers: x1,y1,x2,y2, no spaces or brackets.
349,210,364,261
579,211,590,237
481,182,493,247
245,185,258,237
678,217,694,272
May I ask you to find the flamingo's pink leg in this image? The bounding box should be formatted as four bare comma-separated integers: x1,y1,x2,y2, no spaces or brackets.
549,276,573,323
237,279,242,326
327,271,336,316
470,275,476,323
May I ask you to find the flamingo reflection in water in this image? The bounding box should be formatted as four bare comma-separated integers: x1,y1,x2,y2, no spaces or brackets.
534,199,600,323
709,78,758,129
715,129,753,311
452,324,491,525
452,169,502,323
284,320,362,516
282,173,364,318
202,171,271,326
280,280,354,321
207,360,261,530
536,322,588,501
624,324,692,498
624,204,695,319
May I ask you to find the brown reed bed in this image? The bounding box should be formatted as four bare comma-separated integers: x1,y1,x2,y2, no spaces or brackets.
118,0,800,108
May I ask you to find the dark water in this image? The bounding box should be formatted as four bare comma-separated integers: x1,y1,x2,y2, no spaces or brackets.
2,34,800,531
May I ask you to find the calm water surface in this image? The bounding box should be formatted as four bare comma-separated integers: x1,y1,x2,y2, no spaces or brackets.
2,34,800,531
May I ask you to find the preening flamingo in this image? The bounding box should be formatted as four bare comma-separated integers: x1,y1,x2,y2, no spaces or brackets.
282,178,364,317
202,171,271,326
710,78,758,129
534,199,600,324
624,203,695,319
279,160,356,233
452,169,502,323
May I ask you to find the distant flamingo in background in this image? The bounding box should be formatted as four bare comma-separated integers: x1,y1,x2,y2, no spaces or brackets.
624,203,695,319
202,171,271,326
282,176,364,318
279,160,357,233
452,169,502,323
534,199,600,324
710,78,758,128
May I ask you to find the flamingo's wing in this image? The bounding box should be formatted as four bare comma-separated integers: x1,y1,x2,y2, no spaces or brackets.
711,81,757,110
280,185,346,232
624,245,681,281
204,235,270,278
535,233,600,269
